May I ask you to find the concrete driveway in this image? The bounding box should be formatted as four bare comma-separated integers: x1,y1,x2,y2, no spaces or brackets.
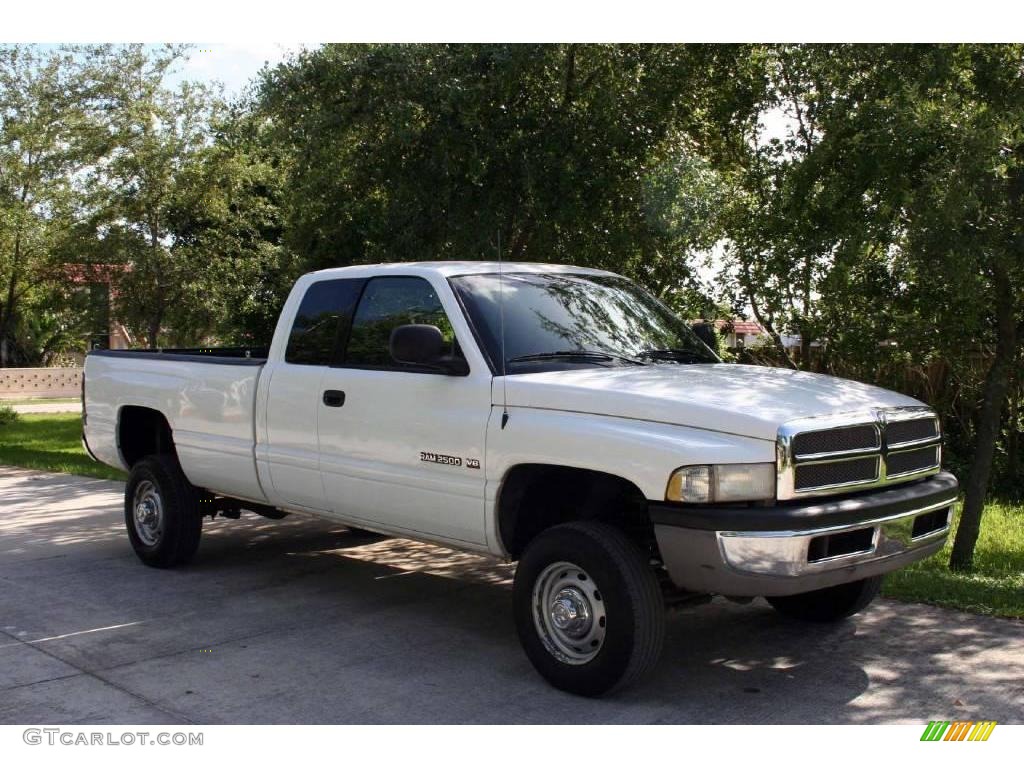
1,466,1021,725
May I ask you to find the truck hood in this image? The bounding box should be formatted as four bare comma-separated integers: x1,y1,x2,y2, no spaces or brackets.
502,364,923,441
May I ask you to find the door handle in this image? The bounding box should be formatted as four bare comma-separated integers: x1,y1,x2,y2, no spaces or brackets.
322,389,346,407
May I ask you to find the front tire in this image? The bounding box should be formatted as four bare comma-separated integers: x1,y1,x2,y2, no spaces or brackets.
766,576,883,622
124,454,203,568
513,521,664,697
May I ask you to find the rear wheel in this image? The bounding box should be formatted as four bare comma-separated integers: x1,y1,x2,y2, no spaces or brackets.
124,454,203,568
513,521,664,697
766,576,883,622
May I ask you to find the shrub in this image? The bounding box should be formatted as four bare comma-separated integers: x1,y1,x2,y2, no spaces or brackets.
0,403,19,426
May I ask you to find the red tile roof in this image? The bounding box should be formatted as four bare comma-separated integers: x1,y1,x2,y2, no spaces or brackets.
711,319,765,336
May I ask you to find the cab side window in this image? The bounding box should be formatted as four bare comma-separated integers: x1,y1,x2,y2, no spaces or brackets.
285,279,365,365
343,276,459,369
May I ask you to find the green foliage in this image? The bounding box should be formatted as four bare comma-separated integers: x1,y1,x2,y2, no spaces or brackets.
0,402,19,425
638,145,728,315
3,44,754,348
177,102,294,345
753,45,1024,567
0,45,294,351
707,44,1024,510
257,45,750,317
0,45,98,365
76,45,227,347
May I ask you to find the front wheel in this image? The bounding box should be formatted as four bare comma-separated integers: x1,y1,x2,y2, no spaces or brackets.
124,454,203,568
766,576,883,622
513,521,665,697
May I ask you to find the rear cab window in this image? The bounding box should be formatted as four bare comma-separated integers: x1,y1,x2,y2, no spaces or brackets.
285,278,365,365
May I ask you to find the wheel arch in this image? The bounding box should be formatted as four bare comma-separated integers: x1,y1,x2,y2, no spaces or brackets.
496,463,655,560
118,405,176,468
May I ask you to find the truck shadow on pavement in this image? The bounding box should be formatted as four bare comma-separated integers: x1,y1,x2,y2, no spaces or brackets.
1,470,1021,725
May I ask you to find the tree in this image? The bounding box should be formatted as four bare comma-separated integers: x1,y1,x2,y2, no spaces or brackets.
257,44,760,313
170,100,293,346
692,44,1023,567
638,141,728,316
758,44,1024,569
81,44,223,348
709,45,869,370
0,46,93,365
880,46,1024,570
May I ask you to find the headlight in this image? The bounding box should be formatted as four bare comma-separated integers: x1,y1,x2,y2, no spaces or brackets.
665,463,776,503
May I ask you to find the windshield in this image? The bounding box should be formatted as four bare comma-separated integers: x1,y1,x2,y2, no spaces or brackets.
450,272,720,374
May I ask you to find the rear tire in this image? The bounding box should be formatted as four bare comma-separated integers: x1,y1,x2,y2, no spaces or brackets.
766,576,883,622
513,521,664,697
124,454,203,568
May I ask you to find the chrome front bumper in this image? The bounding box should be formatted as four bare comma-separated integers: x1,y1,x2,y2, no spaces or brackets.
651,472,958,597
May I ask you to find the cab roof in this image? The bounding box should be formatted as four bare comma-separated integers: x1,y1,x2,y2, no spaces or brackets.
310,261,616,279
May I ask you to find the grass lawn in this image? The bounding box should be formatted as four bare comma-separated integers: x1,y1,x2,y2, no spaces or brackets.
1,413,1020,618
0,412,126,481
884,500,1023,619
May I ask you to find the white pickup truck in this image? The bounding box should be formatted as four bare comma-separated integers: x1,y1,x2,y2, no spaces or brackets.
83,262,959,696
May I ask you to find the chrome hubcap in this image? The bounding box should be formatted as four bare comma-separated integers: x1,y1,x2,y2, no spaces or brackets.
132,480,164,547
532,562,606,665
551,588,591,635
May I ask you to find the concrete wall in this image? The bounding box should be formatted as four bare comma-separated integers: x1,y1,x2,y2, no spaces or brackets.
0,367,82,399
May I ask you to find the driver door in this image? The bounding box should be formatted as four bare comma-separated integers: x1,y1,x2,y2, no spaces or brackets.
316,275,491,545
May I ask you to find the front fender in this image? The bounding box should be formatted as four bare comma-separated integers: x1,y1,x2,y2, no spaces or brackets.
482,406,774,554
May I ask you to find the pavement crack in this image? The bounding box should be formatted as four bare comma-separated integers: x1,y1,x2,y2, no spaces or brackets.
0,626,196,725
1,670,84,693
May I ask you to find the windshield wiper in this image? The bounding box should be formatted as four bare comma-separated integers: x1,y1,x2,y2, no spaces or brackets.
636,348,712,363
507,350,646,366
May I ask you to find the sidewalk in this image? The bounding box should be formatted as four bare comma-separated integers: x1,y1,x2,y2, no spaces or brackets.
2,400,82,414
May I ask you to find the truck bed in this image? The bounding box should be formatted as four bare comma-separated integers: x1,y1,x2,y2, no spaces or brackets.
83,348,268,503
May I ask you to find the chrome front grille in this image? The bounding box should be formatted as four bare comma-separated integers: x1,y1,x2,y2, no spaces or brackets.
794,456,880,491
778,407,942,499
791,424,879,458
887,445,940,477
886,418,940,447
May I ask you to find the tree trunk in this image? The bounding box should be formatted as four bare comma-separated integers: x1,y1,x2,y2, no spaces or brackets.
1009,379,1019,484
800,253,813,370
739,260,798,369
147,311,163,350
0,242,20,368
2,181,34,368
146,219,164,349
799,332,812,370
949,269,1018,571
562,44,577,107
752,307,796,368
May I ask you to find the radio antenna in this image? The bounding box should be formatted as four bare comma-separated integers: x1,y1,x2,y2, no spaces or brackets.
498,230,509,429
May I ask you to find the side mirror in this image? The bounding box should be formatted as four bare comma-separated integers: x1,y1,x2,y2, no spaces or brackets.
389,324,469,375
